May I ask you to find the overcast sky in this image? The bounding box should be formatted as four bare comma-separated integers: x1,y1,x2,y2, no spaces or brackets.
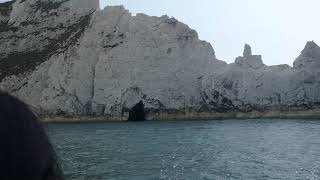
1,0,319,65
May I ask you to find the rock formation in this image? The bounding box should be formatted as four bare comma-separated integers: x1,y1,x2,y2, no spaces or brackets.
294,41,320,70
235,44,265,69
0,0,319,119
202,43,320,112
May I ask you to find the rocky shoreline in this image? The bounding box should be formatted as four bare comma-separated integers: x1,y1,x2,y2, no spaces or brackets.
42,109,320,123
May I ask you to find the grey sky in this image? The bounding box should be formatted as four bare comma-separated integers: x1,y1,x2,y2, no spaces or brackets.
101,0,320,65
1,0,319,65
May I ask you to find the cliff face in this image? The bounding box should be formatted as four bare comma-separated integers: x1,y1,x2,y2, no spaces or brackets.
0,0,97,80
0,0,319,118
202,43,320,112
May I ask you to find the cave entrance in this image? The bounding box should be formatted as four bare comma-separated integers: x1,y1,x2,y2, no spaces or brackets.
128,100,146,121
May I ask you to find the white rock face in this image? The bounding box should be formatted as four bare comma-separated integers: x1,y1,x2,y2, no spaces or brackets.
68,0,100,10
0,0,97,79
294,41,320,70
0,0,98,114
9,0,98,25
202,44,320,112
0,1,225,116
0,0,319,117
89,6,226,115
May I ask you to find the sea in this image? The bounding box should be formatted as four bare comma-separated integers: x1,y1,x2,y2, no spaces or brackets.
49,119,320,180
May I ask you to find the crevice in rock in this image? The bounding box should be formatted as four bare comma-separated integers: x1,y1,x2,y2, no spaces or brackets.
89,52,100,115
8,81,28,94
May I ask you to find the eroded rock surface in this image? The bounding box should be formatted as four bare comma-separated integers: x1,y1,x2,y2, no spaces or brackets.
202,44,320,112
0,0,319,118
235,44,265,69
0,0,225,117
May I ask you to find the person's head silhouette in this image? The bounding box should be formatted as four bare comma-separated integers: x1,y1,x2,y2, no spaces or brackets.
0,91,64,180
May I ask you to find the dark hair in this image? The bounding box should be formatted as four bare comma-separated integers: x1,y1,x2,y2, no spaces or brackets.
0,91,64,180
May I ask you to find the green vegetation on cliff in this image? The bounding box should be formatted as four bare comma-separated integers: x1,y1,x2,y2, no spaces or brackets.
0,10,94,80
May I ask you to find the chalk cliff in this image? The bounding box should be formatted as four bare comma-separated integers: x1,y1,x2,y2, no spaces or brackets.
202,43,320,112
0,0,319,119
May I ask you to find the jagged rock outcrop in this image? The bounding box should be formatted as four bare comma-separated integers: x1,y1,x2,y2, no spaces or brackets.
294,41,320,70
0,0,319,119
202,43,320,112
235,44,265,69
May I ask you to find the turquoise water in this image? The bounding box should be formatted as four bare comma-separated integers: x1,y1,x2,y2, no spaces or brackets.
49,119,320,180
